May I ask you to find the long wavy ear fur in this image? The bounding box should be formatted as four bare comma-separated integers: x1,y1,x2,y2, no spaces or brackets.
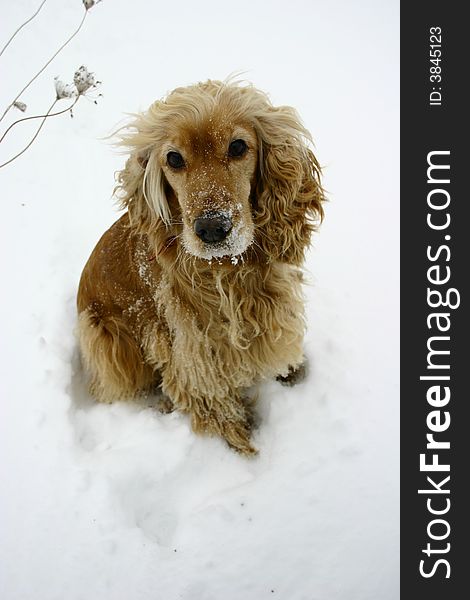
113,105,171,232
253,106,325,264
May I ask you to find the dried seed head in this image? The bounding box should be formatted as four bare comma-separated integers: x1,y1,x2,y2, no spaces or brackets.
83,0,103,12
73,65,97,94
54,77,78,100
13,101,27,112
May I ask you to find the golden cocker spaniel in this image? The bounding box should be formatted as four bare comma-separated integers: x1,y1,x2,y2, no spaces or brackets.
77,80,324,454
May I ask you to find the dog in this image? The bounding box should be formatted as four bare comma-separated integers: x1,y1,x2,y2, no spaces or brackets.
77,80,324,454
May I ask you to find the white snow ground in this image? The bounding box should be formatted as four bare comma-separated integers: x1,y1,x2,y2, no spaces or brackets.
0,1,399,599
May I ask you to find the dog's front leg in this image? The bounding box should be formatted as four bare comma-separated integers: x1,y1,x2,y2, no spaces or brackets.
162,376,257,455
189,395,257,455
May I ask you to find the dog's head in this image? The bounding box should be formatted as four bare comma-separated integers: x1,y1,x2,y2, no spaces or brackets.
117,80,324,264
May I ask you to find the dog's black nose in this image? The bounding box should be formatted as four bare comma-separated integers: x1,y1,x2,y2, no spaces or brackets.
194,214,232,243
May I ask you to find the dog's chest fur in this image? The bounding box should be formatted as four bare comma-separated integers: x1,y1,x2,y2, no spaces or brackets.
133,236,305,400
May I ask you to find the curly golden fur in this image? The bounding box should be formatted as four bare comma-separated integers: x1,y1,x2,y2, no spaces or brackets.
77,80,324,454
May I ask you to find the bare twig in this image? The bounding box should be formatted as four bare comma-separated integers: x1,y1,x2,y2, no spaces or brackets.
0,97,79,145
0,99,60,169
0,9,88,124
0,0,48,59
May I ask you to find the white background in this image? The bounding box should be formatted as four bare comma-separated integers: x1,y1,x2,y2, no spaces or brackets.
0,1,399,599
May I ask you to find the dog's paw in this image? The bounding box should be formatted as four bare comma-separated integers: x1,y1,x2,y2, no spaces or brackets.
191,406,258,456
223,419,258,456
154,394,175,414
276,361,307,387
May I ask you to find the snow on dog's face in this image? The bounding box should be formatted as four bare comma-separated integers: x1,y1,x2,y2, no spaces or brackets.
159,117,257,261
116,80,324,265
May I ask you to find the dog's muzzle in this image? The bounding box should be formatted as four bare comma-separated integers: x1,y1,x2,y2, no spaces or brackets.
194,212,233,244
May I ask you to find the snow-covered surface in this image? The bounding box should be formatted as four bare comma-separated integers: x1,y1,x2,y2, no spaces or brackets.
0,1,399,599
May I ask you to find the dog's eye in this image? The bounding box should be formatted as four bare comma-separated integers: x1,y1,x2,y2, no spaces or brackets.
228,139,248,158
167,151,185,169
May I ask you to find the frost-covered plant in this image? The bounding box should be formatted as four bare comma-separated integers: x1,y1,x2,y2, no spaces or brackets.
73,65,97,94
13,101,27,113
55,78,78,100
0,1,103,169
0,66,101,169
83,0,99,10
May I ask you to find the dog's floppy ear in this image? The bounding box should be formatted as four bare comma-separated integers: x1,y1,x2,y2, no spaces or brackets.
114,108,171,231
253,106,325,264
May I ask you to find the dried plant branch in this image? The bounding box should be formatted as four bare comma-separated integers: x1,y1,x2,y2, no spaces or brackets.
0,8,88,124
0,98,79,145
0,2,102,171
0,99,60,169
0,0,48,59
0,64,99,169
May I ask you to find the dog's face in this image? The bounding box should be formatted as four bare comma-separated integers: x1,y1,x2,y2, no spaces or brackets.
118,81,324,266
159,117,258,260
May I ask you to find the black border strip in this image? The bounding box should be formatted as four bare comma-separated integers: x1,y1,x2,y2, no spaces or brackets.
401,2,466,596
